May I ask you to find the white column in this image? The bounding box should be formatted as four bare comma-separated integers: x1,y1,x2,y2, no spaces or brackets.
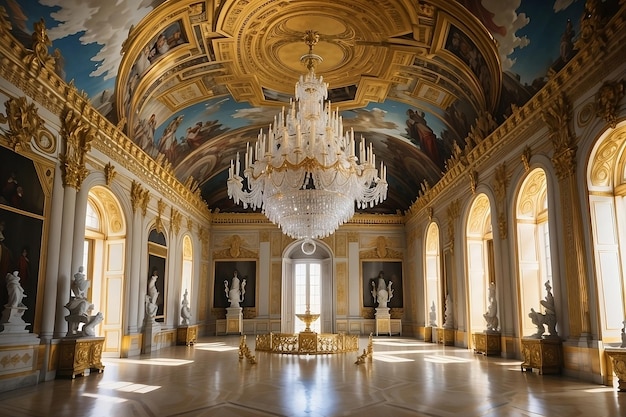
54,188,77,338
71,186,89,274
127,211,142,334
40,165,65,340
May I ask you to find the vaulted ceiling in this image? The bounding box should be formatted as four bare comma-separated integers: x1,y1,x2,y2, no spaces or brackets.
3,0,599,214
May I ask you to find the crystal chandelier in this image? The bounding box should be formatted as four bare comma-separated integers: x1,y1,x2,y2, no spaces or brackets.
227,31,387,254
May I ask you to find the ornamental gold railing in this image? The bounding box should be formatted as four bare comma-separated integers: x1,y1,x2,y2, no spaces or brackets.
255,331,359,354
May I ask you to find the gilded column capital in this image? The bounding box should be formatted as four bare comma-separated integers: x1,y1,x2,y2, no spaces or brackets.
542,93,574,153
130,180,143,214
187,218,194,234
348,232,359,242
0,96,44,151
552,146,577,180
468,170,478,195
492,163,508,239
446,199,460,253
155,199,166,234
170,206,182,235
521,145,532,172
104,162,116,186
59,108,95,190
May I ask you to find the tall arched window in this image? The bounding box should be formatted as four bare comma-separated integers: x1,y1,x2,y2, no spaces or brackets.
425,222,441,327
587,124,626,342
465,193,494,334
515,168,551,337
181,235,193,324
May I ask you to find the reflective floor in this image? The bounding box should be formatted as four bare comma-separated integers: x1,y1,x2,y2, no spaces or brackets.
0,336,623,417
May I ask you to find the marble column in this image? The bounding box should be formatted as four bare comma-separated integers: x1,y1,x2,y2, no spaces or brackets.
54,188,77,338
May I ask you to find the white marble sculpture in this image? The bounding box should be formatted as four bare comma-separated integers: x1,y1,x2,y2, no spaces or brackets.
483,282,499,333
621,320,626,348
71,265,90,299
370,271,394,308
145,270,160,319
429,301,437,327
64,267,103,337
443,293,454,329
527,280,559,339
1,271,29,332
224,270,246,308
181,289,192,325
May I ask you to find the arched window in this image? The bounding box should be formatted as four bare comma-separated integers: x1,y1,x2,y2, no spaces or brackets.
425,222,441,327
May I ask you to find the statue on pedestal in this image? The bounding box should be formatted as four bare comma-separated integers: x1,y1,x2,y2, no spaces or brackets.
483,282,499,333
64,266,103,337
621,320,626,348
371,271,393,308
181,289,192,325
1,271,29,331
527,280,559,339
6,270,26,308
428,301,437,327
224,270,246,308
145,269,160,320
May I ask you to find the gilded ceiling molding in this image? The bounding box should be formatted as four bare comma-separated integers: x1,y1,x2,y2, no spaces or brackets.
104,162,116,186
170,206,182,235
130,180,143,214
0,96,46,152
22,18,55,75
59,108,95,190
542,93,577,180
155,199,166,234
468,170,478,195
446,200,460,253
521,146,532,172
213,235,257,259
595,79,625,128
360,236,402,259
492,163,508,240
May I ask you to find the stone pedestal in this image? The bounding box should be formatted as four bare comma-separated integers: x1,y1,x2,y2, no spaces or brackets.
226,307,243,335
605,348,626,391
424,326,433,342
375,307,391,336
142,319,161,353
520,337,562,374
56,337,105,379
1,305,29,333
0,331,40,393
177,325,198,346
473,332,501,356
437,327,455,345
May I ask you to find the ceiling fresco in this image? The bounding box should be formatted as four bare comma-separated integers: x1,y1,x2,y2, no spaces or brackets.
2,0,614,214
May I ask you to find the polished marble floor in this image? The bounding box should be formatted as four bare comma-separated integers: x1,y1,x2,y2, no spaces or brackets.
0,336,624,417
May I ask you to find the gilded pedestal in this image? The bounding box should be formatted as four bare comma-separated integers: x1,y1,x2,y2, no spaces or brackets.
473,332,501,356
375,307,391,336
424,326,433,342
437,327,455,346
177,325,198,346
57,337,105,379
605,348,626,391
520,338,562,374
226,307,243,335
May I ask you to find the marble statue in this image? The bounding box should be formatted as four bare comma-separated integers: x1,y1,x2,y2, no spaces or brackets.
370,271,393,308
483,282,499,332
428,301,437,327
224,270,246,308
528,308,545,338
71,266,90,299
181,289,191,325
82,312,104,336
64,297,94,337
621,320,626,348
443,293,454,329
145,294,157,318
148,270,159,306
6,271,26,308
540,280,558,337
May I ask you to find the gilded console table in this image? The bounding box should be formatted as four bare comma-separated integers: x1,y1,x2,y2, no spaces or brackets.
57,337,105,379
520,338,562,374
605,348,626,391
177,325,198,346
437,327,455,346
473,332,501,356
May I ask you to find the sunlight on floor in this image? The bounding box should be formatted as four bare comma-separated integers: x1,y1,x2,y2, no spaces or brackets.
99,381,161,393
104,358,193,366
81,393,128,403
373,353,415,362
424,355,473,363
195,342,239,352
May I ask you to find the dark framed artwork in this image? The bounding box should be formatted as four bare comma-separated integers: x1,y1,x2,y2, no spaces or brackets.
213,260,256,309
362,261,403,309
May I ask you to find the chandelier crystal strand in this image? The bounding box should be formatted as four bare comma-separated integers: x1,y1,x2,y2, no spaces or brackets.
227,30,387,251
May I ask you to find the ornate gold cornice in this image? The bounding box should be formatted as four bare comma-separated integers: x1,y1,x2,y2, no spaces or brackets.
59,108,95,190
22,18,55,75
360,236,402,259
0,95,49,152
213,234,257,259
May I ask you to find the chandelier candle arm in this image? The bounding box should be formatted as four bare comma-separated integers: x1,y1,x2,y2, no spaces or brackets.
227,31,387,243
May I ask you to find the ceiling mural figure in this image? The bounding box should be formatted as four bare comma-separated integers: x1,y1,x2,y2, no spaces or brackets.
2,0,617,214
